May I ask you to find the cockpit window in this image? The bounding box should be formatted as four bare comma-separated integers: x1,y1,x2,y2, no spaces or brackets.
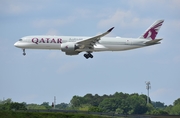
19,39,22,41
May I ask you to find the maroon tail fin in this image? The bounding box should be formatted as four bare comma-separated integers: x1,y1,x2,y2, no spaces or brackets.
139,20,164,40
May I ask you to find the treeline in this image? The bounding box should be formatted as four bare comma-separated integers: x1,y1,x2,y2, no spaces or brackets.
0,92,180,115
0,99,26,111
0,99,68,110
70,92,180,115
70,92,163,114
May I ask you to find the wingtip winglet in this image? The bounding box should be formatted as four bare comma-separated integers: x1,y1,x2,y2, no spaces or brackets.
107,27,114,32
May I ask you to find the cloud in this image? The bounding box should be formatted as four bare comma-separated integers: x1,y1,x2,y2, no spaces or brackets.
173,55,180,64
46,29,59,35
56,62,77,74
32,17,75,28
171,0,180,8
143,45,162,54
47,51,63,59
73,9,92,19
97,9,153,30
151,88,174,100
98,9,133,28
97,0,180,30
0,0,44,15
20,94,38,103
165,20,180,32
129,0,180,11
32,8,93,29
150,88,179,105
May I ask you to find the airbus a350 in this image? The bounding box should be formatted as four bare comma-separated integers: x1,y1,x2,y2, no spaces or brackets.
14,20,164,59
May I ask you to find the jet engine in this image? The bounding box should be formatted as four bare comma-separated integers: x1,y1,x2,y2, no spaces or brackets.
61,42,80,55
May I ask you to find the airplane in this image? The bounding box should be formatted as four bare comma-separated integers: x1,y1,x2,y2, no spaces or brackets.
14,20,164,59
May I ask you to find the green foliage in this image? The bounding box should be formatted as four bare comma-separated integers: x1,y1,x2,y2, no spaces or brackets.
0,98,12,104
69,93,180,115
88,106,103,112
164,105,173,114
146,103,154,113
0,99,26,111
98,93,148,114
127,94,147,114
71,94,106,108
171,104,180,115
99,98,122,113
10,102,27,110
150,109,168,115
70,96,83,107
1,95,180,116
78,104,90,111
70,92,150,115
173,98,180,106
0,111,107,118
55,103,69,109
26,104,46,110
41,102,51,109
163,98,180,115
152,101,166,108
115,108,124,114
140,94,151,104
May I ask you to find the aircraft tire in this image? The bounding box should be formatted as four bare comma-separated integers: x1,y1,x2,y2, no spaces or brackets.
84,54,89,59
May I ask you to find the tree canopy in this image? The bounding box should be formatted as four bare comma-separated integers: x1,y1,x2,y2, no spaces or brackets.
0,93,180,115
70,92,149,114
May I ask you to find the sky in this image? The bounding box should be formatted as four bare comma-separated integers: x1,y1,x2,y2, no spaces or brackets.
0,0,180,106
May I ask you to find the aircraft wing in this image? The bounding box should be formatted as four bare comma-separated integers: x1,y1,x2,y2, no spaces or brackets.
76,27,114,50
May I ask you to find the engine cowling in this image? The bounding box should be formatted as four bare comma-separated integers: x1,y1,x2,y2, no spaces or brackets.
61,42,79,55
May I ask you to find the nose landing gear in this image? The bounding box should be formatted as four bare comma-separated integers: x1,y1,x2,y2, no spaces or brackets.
23,49,26,56
84,53,93,59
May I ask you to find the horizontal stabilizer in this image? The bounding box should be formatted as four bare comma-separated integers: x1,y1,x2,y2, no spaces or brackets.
144,38,163,45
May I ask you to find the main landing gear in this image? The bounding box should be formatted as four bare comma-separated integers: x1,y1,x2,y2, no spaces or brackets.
23,49,26,56
84,53,93,59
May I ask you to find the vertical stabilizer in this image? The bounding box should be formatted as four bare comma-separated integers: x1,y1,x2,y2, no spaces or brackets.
139,20,164,40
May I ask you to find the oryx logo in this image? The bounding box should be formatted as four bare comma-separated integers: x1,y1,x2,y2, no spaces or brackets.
143,21,163,40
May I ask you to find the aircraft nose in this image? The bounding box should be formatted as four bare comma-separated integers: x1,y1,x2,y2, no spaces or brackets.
14,42,19,47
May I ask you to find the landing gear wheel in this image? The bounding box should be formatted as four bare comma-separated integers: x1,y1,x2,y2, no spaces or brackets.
23,49,26,56
83,53,93,59
84,54,89,59
89,54,93,58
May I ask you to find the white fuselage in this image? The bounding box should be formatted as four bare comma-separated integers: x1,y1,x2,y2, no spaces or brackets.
14,35,148,52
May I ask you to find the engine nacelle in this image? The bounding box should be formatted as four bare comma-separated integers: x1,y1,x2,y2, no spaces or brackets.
65,51,79,55
61,42,79,55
